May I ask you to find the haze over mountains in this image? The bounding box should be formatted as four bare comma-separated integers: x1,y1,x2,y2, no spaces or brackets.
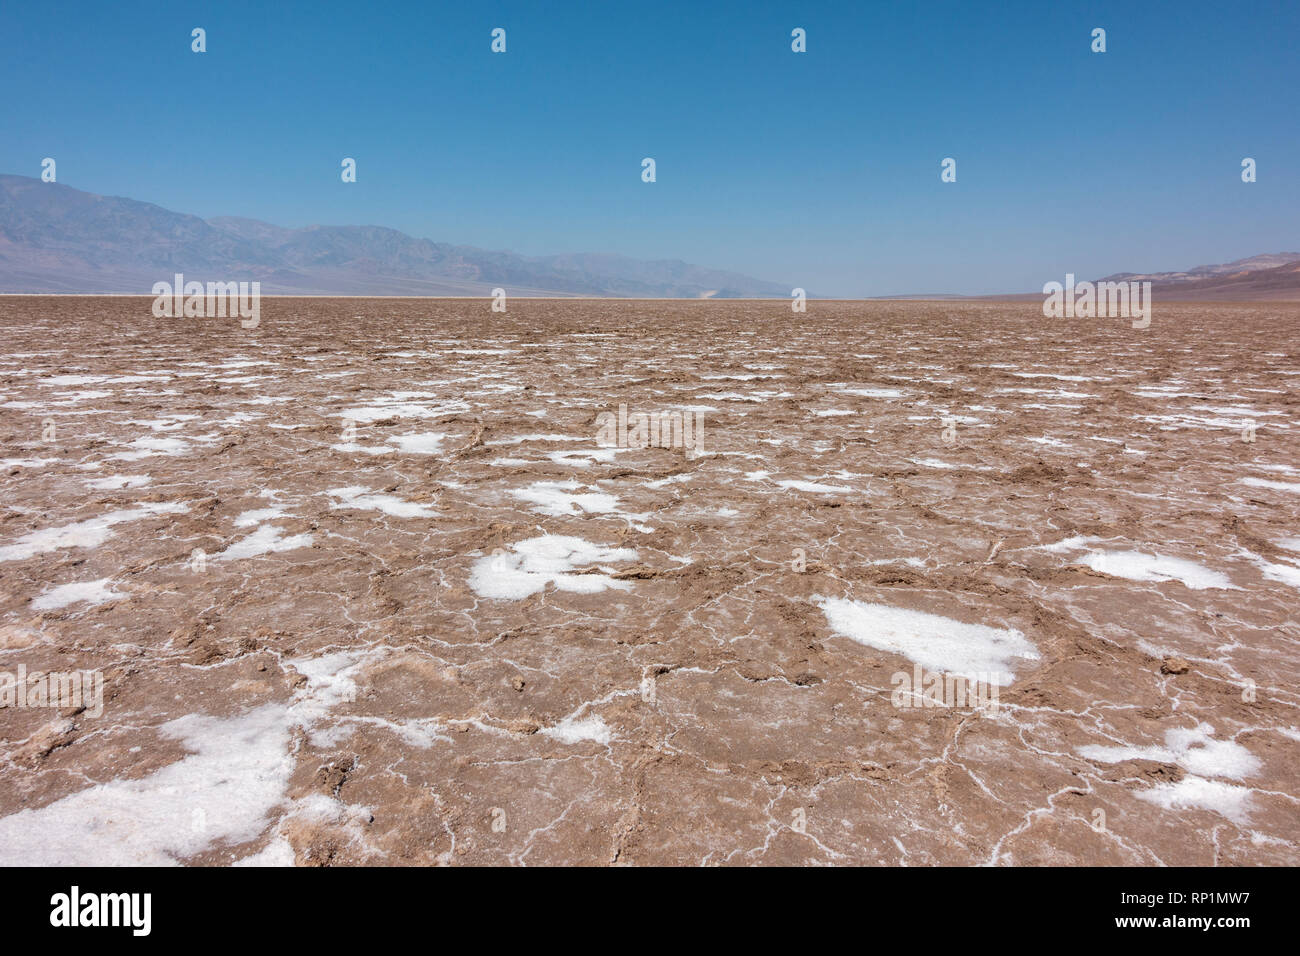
0,173,1296,300
0,174,788,298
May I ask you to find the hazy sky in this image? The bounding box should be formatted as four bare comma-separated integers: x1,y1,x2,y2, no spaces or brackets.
2,0,1297,295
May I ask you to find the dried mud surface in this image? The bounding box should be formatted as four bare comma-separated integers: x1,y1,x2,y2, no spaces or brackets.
0,296,1297,866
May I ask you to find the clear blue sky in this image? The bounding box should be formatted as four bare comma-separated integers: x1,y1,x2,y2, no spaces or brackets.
2,0,1297,295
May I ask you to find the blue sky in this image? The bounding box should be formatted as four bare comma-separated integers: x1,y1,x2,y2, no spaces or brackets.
2,0,1297,295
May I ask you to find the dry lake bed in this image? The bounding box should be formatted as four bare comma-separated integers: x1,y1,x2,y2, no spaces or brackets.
0,296,1297,865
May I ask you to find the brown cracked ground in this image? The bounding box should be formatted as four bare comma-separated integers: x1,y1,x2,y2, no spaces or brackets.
0,296,1297,866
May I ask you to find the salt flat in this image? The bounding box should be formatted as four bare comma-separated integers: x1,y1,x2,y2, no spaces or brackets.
0,296,1297,865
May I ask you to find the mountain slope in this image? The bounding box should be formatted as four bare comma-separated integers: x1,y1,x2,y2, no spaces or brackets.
0,174,788,297
1099,252,1300,284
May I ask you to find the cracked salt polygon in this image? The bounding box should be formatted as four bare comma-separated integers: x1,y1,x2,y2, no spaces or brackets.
0,502,189,562
468,535,637,600
1079,551,1235,590
815,596,1039,685
31,577,124,610
218,525,314,560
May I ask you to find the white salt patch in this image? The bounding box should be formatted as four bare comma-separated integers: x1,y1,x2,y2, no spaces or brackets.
1,457,57,469
327,487,436,518
218,525,314,560
697,391,762,402
1241,477,1300,493
512,480,621,517
777,479,853,494
42,374,104,387
234,506,290,528
1254,556,1300,589
1011,373,1095,382
1080,551,1234,590
330,442,393,456
1079,723,1259,780
1136,776,1254,824
546,448,622,467
110,436,189,461
487,433,583,446
388,432,444,454
541,715,612,746
339,399,468,423
468,535,637,600
0,653,360,865
645,474,694,489
31,577,124,611
85,474,152,490
232,836,296,867
123,415,198,431
815,596,1038,685
836,387,904,399
0,502,189,562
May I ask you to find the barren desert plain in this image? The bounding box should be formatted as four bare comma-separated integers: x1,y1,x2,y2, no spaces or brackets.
0,295,1297,866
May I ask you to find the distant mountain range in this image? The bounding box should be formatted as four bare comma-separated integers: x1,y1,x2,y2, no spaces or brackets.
1093,252,1300,301
957,253,1300,302
0,174,788,297
1,173,1296,300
